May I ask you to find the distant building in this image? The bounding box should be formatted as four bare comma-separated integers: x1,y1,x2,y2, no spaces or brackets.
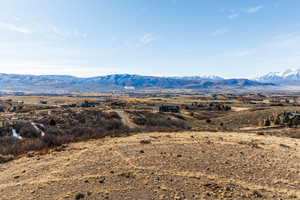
159,105,180,113
40,101,48,104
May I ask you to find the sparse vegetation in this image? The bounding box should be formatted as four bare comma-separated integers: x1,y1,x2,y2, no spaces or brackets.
0,93,299,199
0,154,14,163
75,193,85,200
0,93,300,159
128,111,190,131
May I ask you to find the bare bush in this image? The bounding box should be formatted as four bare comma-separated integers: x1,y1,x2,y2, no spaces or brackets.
0,154,14,164
129,111,189,130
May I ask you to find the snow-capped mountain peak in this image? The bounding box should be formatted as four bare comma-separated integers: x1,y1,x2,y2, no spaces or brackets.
281,69,294,77
258,68,300,84
198,74,224,80
281,69,300,78
172,75,224,81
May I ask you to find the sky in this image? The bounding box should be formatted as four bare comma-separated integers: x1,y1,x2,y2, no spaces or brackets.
0,0,300,78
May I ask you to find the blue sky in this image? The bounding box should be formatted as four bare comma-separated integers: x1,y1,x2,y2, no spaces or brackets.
0,0,300,78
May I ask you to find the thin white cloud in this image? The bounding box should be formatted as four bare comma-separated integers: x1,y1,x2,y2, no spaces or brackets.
73,28,87,39
263,33,300,49
211,28,229,36
116,33,157,50
0,60,123,77
13,17,21,21
228,13,239,20
140,33,156,45
233,50,254,57
228,32,300,58
246,5,264,13
222,9,240,20
48,24,87,39
221,31,300,76
0,22,32,34
224,5,264,20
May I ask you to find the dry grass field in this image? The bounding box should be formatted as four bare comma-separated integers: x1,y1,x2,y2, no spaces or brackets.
0,93,300,199
0,131,299,200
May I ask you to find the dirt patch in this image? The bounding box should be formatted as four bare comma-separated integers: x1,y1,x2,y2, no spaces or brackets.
231,107,251,112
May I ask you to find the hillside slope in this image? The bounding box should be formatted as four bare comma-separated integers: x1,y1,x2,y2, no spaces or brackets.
0,131,299,200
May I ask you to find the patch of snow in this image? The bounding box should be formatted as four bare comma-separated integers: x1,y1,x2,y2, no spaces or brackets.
31,122,45,137
12,129,23,139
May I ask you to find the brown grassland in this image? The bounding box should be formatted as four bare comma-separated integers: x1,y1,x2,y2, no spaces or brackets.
0,92,299,199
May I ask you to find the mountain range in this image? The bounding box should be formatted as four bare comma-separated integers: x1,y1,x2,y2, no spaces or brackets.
172,75,224,81
257,69,300,85
0,73,274,93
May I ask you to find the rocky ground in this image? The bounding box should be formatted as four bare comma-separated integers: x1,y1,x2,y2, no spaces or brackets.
0,131,299,200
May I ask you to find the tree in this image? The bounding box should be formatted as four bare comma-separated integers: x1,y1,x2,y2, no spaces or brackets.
264,119,271,126
273,116,281,125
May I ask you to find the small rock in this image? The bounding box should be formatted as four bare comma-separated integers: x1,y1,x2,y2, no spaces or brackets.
280,144,290,148
75,193,85,200
27,152,36,158
150,136,160,139
140,140,151,144
99,176,106,183
252,190,263,198
87,191,92,196
119,172,135,179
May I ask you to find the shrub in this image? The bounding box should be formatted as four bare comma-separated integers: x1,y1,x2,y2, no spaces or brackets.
206,119,212,123
0,134,75,155
0,154,14,164
273,116,281,125
41,134,64,148
49,119,56,126
75,193,85,200
0,109,130,156
140,139,151,144
130,111,189,130
0,138,44,155
19,125,40,138
264,119,271,126
106,111,121,119
0,136,20,147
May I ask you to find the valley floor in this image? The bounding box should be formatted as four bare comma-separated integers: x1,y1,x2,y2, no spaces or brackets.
0,131,299,200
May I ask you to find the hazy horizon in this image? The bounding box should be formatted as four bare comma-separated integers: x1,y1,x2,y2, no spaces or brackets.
1,0,300,78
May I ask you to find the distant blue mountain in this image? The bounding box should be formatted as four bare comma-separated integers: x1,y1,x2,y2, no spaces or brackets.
0,73,274,93
172,75,224,81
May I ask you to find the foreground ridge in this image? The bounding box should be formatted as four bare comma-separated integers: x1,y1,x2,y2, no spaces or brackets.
0,131,299,200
